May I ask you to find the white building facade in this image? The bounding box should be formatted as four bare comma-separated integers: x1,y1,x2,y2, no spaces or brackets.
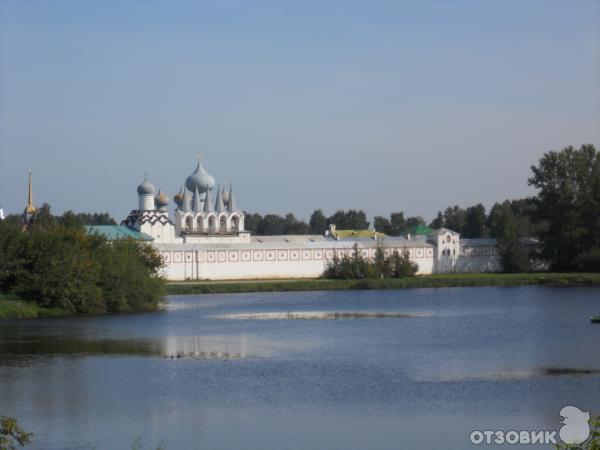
117,159,508,281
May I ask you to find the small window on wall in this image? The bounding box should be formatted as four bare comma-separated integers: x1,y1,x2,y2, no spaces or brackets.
446,235,451,243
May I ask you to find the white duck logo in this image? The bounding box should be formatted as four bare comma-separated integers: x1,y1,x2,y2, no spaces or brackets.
559,405,591,444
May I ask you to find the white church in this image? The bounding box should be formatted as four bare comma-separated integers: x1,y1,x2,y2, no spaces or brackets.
86,158,514,281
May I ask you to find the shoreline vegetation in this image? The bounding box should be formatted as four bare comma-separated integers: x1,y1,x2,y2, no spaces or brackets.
0,216,165,320
165,272,600,295
3,273,600,320
0,294,69,319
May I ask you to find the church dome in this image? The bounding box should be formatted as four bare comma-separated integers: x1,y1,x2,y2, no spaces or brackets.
155,189,170,209
185,161,215,193
137,177,155,196
173,186,184,208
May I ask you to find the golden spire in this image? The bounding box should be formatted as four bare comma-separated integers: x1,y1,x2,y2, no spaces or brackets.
26,170,36,214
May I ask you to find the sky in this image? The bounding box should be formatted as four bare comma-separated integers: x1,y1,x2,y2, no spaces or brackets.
1,0,599,223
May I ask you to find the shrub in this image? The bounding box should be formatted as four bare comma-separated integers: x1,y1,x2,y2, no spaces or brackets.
324,243,417,280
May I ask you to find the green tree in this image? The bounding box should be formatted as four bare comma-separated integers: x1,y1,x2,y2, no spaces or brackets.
389,212,408,235
0,207,165,314
494,201,529,273
328,210,369,230
0,222,25,293
443,205,467,234
350,243,369,278
391,249,418,277
283,213,310,234
429,211,444,229
463,204,489,238
94,238,164,312
256,214,285,235
15,225,104,312
309,209,328,234
242,212,262,234
30,203,55,229
508,198,545,238
373,216,391,234
373,238,392,278
406,216,426,230
528,144,600,271
58,210,85,228
76,212,116,225
487,202,505,238
0,416,32,450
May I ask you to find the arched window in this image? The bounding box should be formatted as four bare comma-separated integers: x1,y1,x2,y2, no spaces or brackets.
231,215,239,232
208,216,216,234
197,216,204,233
185,216,193,233
219,216,227,233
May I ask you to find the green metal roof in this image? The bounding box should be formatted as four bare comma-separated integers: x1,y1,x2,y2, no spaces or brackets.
409,224,435,235
85,225,154,241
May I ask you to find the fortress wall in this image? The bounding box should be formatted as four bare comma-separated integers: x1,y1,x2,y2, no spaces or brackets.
455,255,501,273
157,245,436,280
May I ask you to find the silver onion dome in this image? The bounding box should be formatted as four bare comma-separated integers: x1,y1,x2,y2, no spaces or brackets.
137,176,156,196
185,161,215,193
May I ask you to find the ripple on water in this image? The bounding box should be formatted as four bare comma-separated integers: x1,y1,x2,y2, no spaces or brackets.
211,311,432,320
434,367,600,382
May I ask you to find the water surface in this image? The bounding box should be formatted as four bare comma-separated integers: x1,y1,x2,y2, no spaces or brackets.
1,286,599,449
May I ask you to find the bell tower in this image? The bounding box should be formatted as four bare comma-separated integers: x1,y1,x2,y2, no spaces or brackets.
22,170,37,227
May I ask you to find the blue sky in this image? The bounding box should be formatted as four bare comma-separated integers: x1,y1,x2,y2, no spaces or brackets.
1,0,599,222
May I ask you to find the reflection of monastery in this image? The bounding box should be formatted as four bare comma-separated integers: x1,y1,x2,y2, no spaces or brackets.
85,158,517,280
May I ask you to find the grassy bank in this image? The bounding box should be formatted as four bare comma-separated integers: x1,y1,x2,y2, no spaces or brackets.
0,294,69,319
166,272,600,295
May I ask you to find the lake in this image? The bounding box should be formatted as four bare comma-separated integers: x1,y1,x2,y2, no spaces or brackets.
1,286,599,449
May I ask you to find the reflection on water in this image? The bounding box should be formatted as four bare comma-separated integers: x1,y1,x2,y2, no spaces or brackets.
0,334,265,362
163,335,262,359
213,311,432,320
435,367,600,382
0,337,162,358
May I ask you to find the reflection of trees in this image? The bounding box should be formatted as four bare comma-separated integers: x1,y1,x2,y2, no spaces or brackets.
164,335,250,359
0,338,163,365
0,334,255,365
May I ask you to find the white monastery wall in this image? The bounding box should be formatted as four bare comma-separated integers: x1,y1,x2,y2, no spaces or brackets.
156,242,438,280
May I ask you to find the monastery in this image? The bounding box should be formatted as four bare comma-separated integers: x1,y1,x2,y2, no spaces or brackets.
85,158,510,280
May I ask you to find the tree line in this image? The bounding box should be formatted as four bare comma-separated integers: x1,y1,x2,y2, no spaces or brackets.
2,205,116,228
2,144,597,275
243,209,371,235
245,144,600,273
244,198,543,239
0,205,164,314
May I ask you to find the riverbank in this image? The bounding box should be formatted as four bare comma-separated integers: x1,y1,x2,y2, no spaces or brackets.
0,294,68,319
166,272,600,295
2,273,598,319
